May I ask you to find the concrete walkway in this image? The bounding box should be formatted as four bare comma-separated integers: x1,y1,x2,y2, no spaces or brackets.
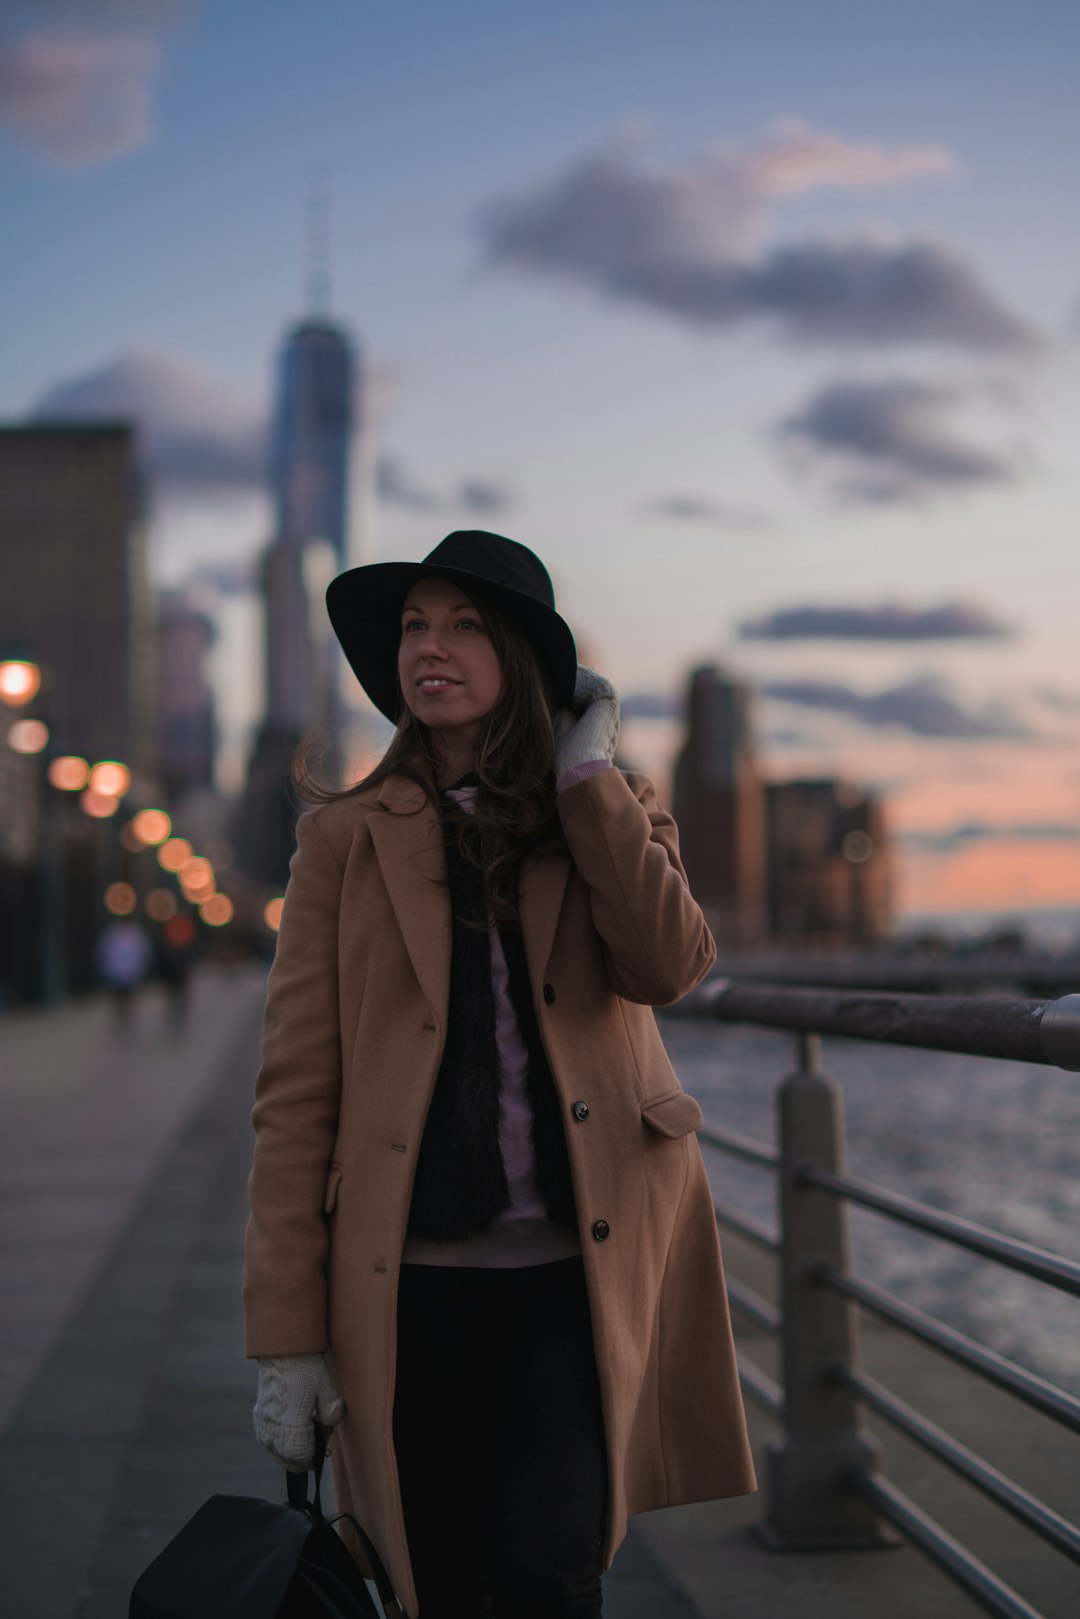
0,974,689,1617
1,973,1076,1616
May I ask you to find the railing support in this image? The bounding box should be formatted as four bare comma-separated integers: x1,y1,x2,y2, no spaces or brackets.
758,1033,897,1549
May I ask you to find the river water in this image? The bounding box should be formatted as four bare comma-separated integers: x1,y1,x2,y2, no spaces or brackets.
659,1015,1080,1397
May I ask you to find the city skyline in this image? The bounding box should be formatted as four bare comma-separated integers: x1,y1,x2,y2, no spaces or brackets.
3,0,1080,923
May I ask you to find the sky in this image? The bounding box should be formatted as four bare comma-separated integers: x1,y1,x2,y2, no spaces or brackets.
3,0,1080,926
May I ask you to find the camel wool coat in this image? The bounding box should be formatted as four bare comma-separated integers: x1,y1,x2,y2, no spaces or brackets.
243,765,756,1617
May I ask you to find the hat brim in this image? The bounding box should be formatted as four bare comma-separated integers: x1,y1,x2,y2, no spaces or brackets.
327,560,578,723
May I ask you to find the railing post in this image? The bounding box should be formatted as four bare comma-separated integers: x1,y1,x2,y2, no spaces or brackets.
759,1032,896,1548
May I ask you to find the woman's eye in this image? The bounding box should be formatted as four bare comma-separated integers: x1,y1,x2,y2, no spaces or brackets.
457,617,481,631
402,619,425,633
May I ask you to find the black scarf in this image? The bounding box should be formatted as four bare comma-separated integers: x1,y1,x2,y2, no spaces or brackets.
406,791,576,1242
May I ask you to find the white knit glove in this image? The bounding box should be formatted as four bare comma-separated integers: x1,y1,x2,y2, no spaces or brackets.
253,1353,344,1471
554,667,620,780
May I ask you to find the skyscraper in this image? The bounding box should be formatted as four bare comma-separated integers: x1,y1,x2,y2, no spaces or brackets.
263,316,360,747
240,293,362,885
157,587,217,803
272,320,355,566
0,424,155,777
0,423,156,998
671,664,768,947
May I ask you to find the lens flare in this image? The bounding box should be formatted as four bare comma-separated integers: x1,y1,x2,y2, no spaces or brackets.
842,830,874,864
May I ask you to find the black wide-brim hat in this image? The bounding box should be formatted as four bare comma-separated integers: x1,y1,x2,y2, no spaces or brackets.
327,530,578,723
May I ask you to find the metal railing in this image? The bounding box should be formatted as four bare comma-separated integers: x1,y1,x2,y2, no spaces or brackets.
668,981,1080,1619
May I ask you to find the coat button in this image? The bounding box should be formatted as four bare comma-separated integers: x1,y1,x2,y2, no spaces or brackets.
543,983,556,1005
592,1219,610,1242
572,1100,590,1121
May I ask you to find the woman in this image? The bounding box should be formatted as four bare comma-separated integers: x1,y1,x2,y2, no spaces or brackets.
243,530,755,1619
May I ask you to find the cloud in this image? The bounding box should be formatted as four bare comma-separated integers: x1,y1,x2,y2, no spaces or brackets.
32,349,267,494
0,32,161,165
641,494,772,530
32,352,512,535
621,692,683,721
377,457,515,516
901,822,1080,852
1,3,183,19
778,378,1021,503
476,125,1035,352
0,0,187,170
764,675,1031,739
376,455,440,510
741,600,1012,642
1036,687,1080,714
457,479,512,515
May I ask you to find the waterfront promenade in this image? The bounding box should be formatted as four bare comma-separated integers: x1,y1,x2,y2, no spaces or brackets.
0,968,1075,1616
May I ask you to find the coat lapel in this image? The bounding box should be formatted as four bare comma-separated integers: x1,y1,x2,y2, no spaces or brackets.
369,777,450,1022
368,773,574,1017
519,844,573,989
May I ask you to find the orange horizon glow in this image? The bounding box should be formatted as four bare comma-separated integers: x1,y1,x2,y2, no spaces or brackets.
897,837,1080,918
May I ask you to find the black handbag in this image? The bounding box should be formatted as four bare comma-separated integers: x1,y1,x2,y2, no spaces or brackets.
129,1426,403,1619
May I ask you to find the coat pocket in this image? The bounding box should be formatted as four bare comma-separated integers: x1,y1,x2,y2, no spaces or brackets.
640,1089,704,1138
324,1164,343,1214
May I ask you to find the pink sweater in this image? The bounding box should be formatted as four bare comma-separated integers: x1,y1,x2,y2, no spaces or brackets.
400,762,609,1267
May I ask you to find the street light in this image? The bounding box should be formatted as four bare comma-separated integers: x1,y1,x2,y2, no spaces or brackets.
49,756,89,791
89,760,131,798
0,658,65,1002
0,660,42,707
7,718,49,754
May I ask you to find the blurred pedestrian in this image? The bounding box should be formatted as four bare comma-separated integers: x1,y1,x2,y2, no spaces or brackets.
95,916,154,1038
243,531,756,1618
155,911,198,1038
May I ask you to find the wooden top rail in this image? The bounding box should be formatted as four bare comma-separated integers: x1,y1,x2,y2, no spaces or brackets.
672,981,1080,1070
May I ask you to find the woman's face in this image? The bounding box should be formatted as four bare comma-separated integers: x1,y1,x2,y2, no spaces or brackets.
398,576,503,759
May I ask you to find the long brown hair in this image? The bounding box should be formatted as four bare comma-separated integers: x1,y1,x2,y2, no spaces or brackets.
292,586,563,927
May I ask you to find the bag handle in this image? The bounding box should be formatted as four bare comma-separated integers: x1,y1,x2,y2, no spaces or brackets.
287,1423,404,1618
286,1422,328,1517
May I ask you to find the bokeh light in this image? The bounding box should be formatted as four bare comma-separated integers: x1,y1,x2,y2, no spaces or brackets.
89,760,131,798
132,808,172,845
158,837,194,872
81,788,120,818
7,718,49,754
842,830,874,864
0,661,41,706
200,893,234,927
263,897,285,932
104,882,137,915
145,888,179,921
49,755,89,791
179,856,215,895
164,912,197,946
